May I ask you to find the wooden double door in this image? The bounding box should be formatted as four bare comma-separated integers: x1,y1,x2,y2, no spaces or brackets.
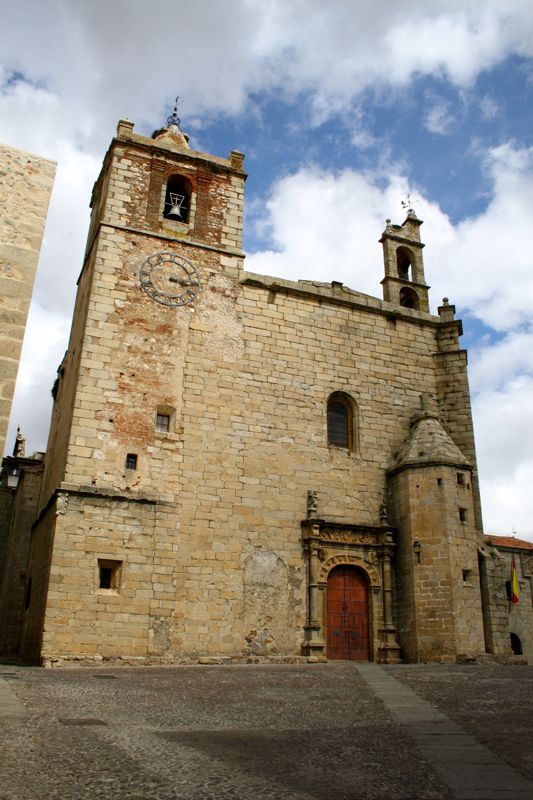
326,566,369,660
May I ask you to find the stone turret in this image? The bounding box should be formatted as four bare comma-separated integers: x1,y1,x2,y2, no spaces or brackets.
387,396,485,662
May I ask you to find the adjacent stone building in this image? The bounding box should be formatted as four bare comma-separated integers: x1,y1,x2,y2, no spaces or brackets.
478,535,533,661
0,430,44,657
0,144,56,457
0,118,528,665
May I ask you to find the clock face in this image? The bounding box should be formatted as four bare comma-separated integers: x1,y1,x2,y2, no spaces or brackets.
139,251,201,307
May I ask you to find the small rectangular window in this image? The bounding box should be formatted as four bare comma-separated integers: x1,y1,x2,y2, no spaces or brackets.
457,473,465,486
98,559,122,591
462,569,472,582
125,453,137,470
459,508,467,522
156,413,170,433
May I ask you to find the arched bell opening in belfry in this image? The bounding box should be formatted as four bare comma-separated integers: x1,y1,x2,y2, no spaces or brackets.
396,246,413,281
164,175,191,222
399,286,419,310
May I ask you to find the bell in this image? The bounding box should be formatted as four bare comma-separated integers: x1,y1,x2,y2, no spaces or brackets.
166,192,185,220
167,203,183,220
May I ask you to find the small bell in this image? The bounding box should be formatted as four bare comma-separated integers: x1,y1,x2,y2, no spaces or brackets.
166,192,186,220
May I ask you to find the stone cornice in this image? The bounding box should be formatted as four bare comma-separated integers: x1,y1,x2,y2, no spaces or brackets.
32,484,167,531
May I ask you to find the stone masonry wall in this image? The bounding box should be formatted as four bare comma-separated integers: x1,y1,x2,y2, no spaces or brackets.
19,502,56,662
39,245,97,509
0,483,14,578
35,492,180,663
40,268,464,660
0,144,56,456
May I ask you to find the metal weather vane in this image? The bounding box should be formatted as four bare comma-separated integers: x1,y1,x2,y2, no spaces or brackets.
401,193,418,216
167,96,183,129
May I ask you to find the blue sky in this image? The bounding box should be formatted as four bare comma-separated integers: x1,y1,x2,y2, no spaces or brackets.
191,54,533,241
1,0,532,537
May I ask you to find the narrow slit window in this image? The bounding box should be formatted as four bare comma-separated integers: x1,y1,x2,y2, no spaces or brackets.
459,508,467,522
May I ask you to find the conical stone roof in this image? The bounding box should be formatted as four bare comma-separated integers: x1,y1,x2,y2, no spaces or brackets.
389,410,470,474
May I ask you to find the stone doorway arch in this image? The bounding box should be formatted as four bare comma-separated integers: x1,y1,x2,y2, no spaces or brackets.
301,519,401,663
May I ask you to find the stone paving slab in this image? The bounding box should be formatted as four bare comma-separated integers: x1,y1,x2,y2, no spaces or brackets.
356,663,533,800
386,663,533,786
0,662,531,800
0,675,25,720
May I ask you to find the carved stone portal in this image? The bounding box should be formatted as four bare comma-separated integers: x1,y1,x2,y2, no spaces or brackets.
301,520,401,664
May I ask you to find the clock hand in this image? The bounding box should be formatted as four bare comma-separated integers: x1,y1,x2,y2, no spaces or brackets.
168,276,199,286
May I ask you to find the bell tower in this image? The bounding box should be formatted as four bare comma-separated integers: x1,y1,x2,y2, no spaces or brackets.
380,208,430,312
40,112,247,503
22,113,248,663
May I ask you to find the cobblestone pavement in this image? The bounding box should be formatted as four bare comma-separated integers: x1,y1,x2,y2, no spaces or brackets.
0,662,531,800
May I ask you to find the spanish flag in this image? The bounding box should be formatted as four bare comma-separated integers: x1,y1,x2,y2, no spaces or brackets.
511,556,519,604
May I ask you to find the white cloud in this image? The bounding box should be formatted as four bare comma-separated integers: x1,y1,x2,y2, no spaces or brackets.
473,373,533,537
31,146,96,313
479,94,499,120
246,167,410,291
426,143,533,331
5,302,71,456
1,1,533,157
469,330,533,393
384,10,507,87
424,98,456,135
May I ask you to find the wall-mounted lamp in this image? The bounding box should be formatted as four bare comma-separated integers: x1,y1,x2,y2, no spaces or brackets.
413,540,422,564
7,468,21,490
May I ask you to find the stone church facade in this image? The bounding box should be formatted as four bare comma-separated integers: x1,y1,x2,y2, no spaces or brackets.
0,118,528,665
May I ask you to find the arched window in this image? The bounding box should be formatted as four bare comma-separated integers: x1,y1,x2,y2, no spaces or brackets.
163,175,191,223
327,392,355,449
396,246,413,280
399,286,420,310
